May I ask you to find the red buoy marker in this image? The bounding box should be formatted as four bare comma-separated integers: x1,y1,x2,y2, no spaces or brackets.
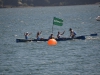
47,39,57,46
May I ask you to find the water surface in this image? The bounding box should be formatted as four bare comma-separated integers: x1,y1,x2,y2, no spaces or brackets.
0,5,100,75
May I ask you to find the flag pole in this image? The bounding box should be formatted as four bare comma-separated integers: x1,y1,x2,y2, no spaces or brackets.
52,17,54,33
52,25,53,33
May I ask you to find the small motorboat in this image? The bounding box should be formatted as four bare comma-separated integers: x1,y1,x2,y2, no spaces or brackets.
96,16,100,21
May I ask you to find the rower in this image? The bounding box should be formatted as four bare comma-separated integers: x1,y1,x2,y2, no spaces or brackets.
24,32,31,39
57,31,65,39
48,33,54,39
69,28,76,38
36,31,42,40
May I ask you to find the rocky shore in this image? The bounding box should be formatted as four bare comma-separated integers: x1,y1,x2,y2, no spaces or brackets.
0,0,100,8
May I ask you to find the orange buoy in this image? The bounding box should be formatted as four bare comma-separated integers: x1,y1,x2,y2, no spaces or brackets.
47,39,57,46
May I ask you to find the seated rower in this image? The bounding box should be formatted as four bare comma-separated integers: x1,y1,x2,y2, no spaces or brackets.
36,31,42,40
57,31,65,39
69,28,76,38
48,33,54,39
24,32,31,40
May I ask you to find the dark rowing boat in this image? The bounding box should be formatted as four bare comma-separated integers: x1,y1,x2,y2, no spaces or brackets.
16,33,97,43
16,36,85,43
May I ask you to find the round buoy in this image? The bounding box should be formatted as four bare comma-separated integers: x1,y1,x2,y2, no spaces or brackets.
47,39,57,46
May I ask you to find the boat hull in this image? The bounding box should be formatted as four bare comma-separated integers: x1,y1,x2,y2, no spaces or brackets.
16,36,85,43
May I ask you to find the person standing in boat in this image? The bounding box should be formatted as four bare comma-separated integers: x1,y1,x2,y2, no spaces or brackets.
24,32,31,40
69,28,76,38
36,31,42,40
57,31,65,39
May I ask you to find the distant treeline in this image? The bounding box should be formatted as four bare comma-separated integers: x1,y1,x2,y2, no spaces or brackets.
0,0,100,8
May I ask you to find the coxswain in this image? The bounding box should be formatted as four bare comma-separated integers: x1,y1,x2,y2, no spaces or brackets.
69,28,76,38
24,32,31,39
57,31,65,39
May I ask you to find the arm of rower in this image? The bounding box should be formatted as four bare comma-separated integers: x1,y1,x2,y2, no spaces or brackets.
40,31,42,34
29,33,32,35
61,31,65,35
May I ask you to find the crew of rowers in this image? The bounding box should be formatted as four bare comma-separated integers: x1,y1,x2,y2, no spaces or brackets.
24,28,76,40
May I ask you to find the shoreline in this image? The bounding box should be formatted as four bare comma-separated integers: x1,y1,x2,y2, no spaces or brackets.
0,3,100,8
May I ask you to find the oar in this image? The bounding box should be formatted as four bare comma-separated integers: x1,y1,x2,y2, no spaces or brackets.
75,33,98,40
84,33,98,36
90,33,97,36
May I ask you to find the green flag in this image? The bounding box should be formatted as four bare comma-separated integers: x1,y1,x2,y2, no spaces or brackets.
53,17,63,26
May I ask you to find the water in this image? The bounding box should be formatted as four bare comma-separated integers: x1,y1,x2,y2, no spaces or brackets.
0,5,100,75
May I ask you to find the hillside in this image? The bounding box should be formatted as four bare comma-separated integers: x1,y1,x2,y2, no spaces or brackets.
0,0,100,8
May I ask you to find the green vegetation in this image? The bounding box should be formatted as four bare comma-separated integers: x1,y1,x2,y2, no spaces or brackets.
0,0,100,8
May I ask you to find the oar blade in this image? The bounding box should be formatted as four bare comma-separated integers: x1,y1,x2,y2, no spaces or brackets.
90,33,97,36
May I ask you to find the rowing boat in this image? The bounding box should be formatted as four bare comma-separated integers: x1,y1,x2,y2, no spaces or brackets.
16,33,97,43
16,36,85,43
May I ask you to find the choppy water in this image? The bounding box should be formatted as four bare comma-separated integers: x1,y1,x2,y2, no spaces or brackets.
0,5,100,75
